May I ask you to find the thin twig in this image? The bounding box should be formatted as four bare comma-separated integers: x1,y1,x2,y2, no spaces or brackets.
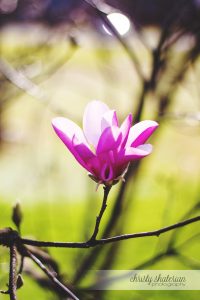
167,201,200,250
89,186,111,242
84,0,144,81
72,179,132,284
9,245,17,300
26,250,79,300
177,252,200,270
20,215,200,248
0,59,46,101
177,232,200,251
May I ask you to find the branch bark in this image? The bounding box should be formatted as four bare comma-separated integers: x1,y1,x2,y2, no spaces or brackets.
9,245,17,300
88,186,111,242
26,250,79,300
20,215,200,248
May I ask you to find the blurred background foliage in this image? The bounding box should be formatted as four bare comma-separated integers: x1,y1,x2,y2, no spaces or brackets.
0,0,200,299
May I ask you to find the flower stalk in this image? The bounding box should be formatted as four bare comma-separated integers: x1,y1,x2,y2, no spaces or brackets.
88,185,112,243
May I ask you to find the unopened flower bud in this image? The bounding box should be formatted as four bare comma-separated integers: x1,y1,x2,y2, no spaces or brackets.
12,202,23,230
16,274,24,289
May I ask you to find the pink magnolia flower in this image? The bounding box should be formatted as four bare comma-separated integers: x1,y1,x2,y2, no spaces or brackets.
52,101,158,186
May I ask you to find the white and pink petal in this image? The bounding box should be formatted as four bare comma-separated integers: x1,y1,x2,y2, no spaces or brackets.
126,120,158,147
52,117,91,170
120,113,133,148
121,144,152,162
83,100,109,147
96,126,122,155
52,117,87,149
101,110,119,132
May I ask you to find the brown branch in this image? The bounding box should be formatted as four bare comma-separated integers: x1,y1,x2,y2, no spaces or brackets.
26,250,79,300
9,245,17,300
20,215,200,248
88,185,111,242
0,59,46,101
177,252,200,270
0,214,200,299
84,0,144,81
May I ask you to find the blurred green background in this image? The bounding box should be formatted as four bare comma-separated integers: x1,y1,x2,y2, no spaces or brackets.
0,1,200,299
